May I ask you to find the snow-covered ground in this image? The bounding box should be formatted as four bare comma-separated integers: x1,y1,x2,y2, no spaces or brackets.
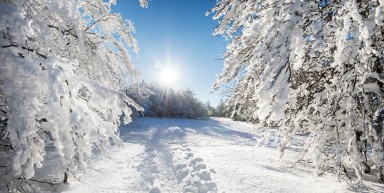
61,117,384,193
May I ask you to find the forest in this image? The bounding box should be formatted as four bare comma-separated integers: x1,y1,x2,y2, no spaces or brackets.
0,0,383,192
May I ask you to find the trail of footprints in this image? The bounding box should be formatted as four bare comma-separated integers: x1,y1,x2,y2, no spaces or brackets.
171,145,217,193
136,148,159,190
135,145,217,193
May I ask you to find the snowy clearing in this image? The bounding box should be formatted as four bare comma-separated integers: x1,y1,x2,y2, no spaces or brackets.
61,118,384,193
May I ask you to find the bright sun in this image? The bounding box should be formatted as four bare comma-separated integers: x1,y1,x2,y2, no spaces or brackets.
159,67,179,86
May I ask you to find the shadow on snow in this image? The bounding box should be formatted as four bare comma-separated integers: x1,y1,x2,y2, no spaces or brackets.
119,117,256,146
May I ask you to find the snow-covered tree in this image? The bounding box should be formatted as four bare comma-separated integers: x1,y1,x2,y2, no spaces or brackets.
209,0,307,125
0,0,146,190
125,81,154,117
142,83,208,119
210,0,384,183
293,0,384,183
215,99,226,117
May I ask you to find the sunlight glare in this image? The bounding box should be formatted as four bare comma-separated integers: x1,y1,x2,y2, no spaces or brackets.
159,67,179,86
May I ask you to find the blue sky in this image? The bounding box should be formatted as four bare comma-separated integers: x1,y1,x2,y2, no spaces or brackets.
113,0,226,106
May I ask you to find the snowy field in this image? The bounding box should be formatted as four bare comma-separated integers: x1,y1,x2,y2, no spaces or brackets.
61,118,384,193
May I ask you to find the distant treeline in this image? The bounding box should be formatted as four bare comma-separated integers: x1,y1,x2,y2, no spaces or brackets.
125,81,227,119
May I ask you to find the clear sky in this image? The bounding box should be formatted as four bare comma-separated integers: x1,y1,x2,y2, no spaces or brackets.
113,0,226,106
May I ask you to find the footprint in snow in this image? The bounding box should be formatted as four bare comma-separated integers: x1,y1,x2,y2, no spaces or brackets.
193,163,207,171
149,186,161,193
170,145,217,193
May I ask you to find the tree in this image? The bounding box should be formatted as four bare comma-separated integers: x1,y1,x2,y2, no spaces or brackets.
125,80,154,117
0,0,147,190
215,99,226,117
206,100,217,117
141,83,208,119
210,0,384,183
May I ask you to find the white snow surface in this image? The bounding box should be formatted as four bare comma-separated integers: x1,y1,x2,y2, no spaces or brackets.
60,118,384,193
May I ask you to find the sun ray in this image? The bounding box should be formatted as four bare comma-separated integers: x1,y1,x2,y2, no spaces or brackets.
159,66,179,87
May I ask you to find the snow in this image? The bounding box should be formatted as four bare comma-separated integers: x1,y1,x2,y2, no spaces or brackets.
60,118,384,193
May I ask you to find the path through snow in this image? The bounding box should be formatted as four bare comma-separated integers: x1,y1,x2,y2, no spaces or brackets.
61,118,384,193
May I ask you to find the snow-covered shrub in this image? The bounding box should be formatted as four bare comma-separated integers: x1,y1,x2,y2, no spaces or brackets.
0,0,145,190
